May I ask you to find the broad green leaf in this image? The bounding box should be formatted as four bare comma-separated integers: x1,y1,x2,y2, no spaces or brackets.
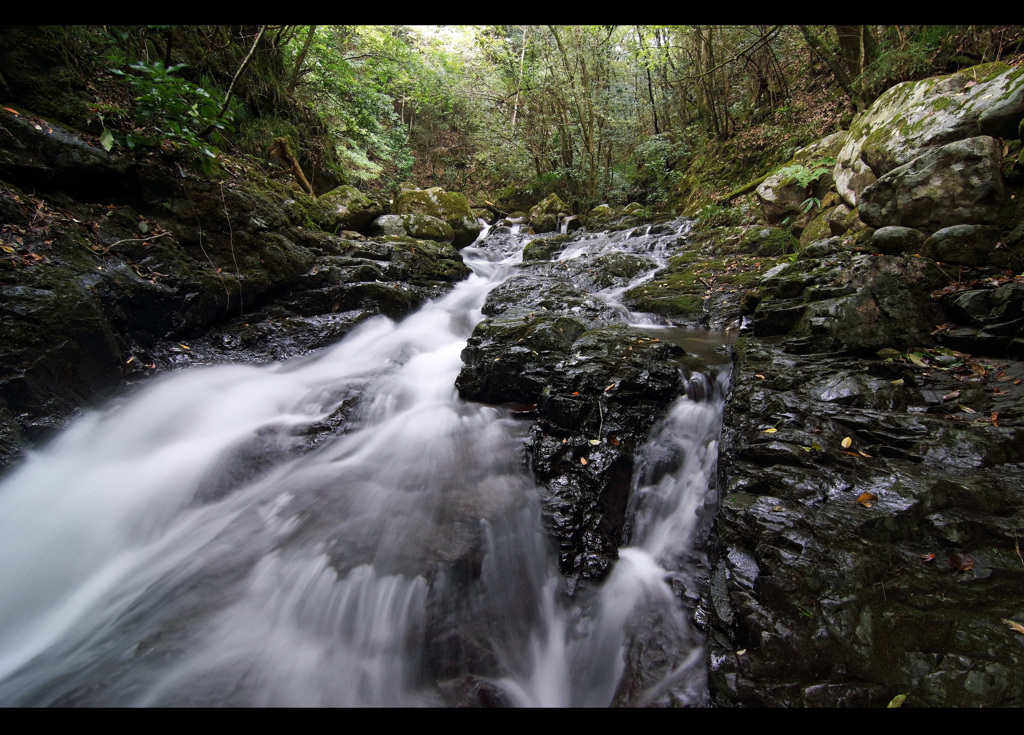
99,128,114,152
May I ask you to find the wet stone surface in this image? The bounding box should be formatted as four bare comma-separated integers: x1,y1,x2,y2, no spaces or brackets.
706,330,1024,707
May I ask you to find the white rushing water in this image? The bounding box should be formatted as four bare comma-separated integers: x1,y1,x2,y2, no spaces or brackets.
0,221,727,706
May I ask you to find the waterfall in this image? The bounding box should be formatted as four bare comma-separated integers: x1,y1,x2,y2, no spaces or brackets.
0,221,727,707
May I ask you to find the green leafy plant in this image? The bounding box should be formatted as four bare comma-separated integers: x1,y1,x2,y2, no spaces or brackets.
776,157,835,189
695,202,745,229
799,196,822,214
110,60,231,158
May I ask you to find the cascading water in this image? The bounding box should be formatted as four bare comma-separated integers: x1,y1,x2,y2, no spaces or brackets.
0,220,729,707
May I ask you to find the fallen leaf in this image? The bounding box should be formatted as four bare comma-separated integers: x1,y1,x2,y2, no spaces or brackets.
857,492,877,508
2,107,19,115
991,411,1000,426
858,450,872,458
178,343,190,350
605,383,615,392
887,694,907,708
890,378,904,386
755,374,765,380
948,553,974,572
580,457,587,465
1003,619,1024,635
942,390,961,401
959,404,976,414
920,552,936,562
589,439,601,445
609,436,620,445
841,437,852,449
572,391,580,396
764,427,777,434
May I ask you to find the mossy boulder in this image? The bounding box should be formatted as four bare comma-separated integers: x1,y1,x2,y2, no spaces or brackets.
366,213,455,243
393,186,481,248
586,204,615,228
522,236,570,261
859,136,1006,234
835,63,1024,207
314,185,384,233
529,193,570,234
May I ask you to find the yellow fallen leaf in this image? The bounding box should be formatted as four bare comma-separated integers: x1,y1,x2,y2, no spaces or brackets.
1004,619,1024,635
887,693,907,708
580,457,587,465
842,437,852,448
764,427,777,434
890,378,904,386
755,374,765,380
588,439,601,445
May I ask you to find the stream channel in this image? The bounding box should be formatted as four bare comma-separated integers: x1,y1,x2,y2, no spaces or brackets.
0,219,732,706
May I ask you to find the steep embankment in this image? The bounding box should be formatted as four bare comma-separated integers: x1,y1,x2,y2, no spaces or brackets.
0,109,475,469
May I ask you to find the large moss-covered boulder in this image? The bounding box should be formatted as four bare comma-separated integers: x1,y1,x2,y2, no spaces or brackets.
366,213,455,243
529,193,570,234
756,134,847,226
393,186,481,248
314,185,383,233
858,136,1005,234
834,63,1024,207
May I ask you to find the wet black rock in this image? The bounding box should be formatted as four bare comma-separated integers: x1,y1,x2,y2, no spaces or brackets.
457,262,687,579
707,336,1024,707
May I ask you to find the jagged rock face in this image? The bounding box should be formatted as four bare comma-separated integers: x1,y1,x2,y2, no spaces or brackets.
858,136,1006,233
393,186,482,248
753,250,948,357
456,267,686,580
708,335,1024,708
834,63,1024,208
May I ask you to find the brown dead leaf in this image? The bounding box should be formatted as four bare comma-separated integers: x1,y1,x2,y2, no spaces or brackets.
991,411,1000,426
948,553,974,572
942,390,961,401
580,457,587,466
959,405,976,414
857,492,877,508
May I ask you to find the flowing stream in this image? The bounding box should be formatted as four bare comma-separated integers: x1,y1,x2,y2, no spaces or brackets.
0,221,729,707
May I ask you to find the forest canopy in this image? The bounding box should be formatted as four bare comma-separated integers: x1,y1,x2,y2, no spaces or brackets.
10,24,1022,214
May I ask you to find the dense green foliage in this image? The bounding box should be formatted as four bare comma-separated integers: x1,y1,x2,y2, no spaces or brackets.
7,25,1020,211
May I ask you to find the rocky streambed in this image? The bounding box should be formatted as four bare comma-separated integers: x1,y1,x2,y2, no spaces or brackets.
2,58,1024,707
